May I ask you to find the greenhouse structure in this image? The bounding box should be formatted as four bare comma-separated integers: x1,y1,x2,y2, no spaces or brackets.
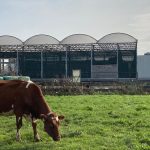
0,33,137,81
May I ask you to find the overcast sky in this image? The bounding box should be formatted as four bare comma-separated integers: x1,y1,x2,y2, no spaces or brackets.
0,0,150,54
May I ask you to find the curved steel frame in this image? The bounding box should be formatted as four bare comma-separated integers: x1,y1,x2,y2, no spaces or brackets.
24,34,59,45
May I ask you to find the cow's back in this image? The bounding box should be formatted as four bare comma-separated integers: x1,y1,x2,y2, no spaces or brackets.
0,80,26,113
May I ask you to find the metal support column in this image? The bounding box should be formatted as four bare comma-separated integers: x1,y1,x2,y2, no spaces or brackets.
16,48,19,75
0,59,2,74
91,45,94,79
135,41,138,79
65,46,68,78
22,46,24,75
41,50,43,79
0,47,1,74
2,59,4,72
117,44,120,79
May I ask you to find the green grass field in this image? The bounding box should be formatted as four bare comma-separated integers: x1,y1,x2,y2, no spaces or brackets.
0,95,150,150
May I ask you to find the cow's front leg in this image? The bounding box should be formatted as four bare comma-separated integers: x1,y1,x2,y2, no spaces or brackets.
32,119,40,142
16,116,22,141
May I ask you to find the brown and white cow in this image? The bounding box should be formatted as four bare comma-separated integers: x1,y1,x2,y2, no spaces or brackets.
0,80,64,141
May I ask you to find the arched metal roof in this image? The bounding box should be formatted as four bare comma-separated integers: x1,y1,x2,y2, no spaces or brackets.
97,33,137,43
0,35,23,45
24,34,59,45
61,34,97,44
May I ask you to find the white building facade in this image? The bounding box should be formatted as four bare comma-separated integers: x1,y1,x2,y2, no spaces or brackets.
137,55,150,79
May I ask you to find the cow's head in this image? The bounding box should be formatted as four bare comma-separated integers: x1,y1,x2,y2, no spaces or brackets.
40,112,64,141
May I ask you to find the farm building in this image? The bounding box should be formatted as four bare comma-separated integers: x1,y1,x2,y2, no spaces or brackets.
0,33,137,81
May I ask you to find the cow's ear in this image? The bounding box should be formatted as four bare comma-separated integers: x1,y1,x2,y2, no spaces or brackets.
40,114,47,121
58,115,65,121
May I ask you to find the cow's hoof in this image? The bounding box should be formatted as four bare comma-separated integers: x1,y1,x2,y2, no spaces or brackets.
16,137,21,142
34,134,41,142
16,133,21,142
35,138,41,142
